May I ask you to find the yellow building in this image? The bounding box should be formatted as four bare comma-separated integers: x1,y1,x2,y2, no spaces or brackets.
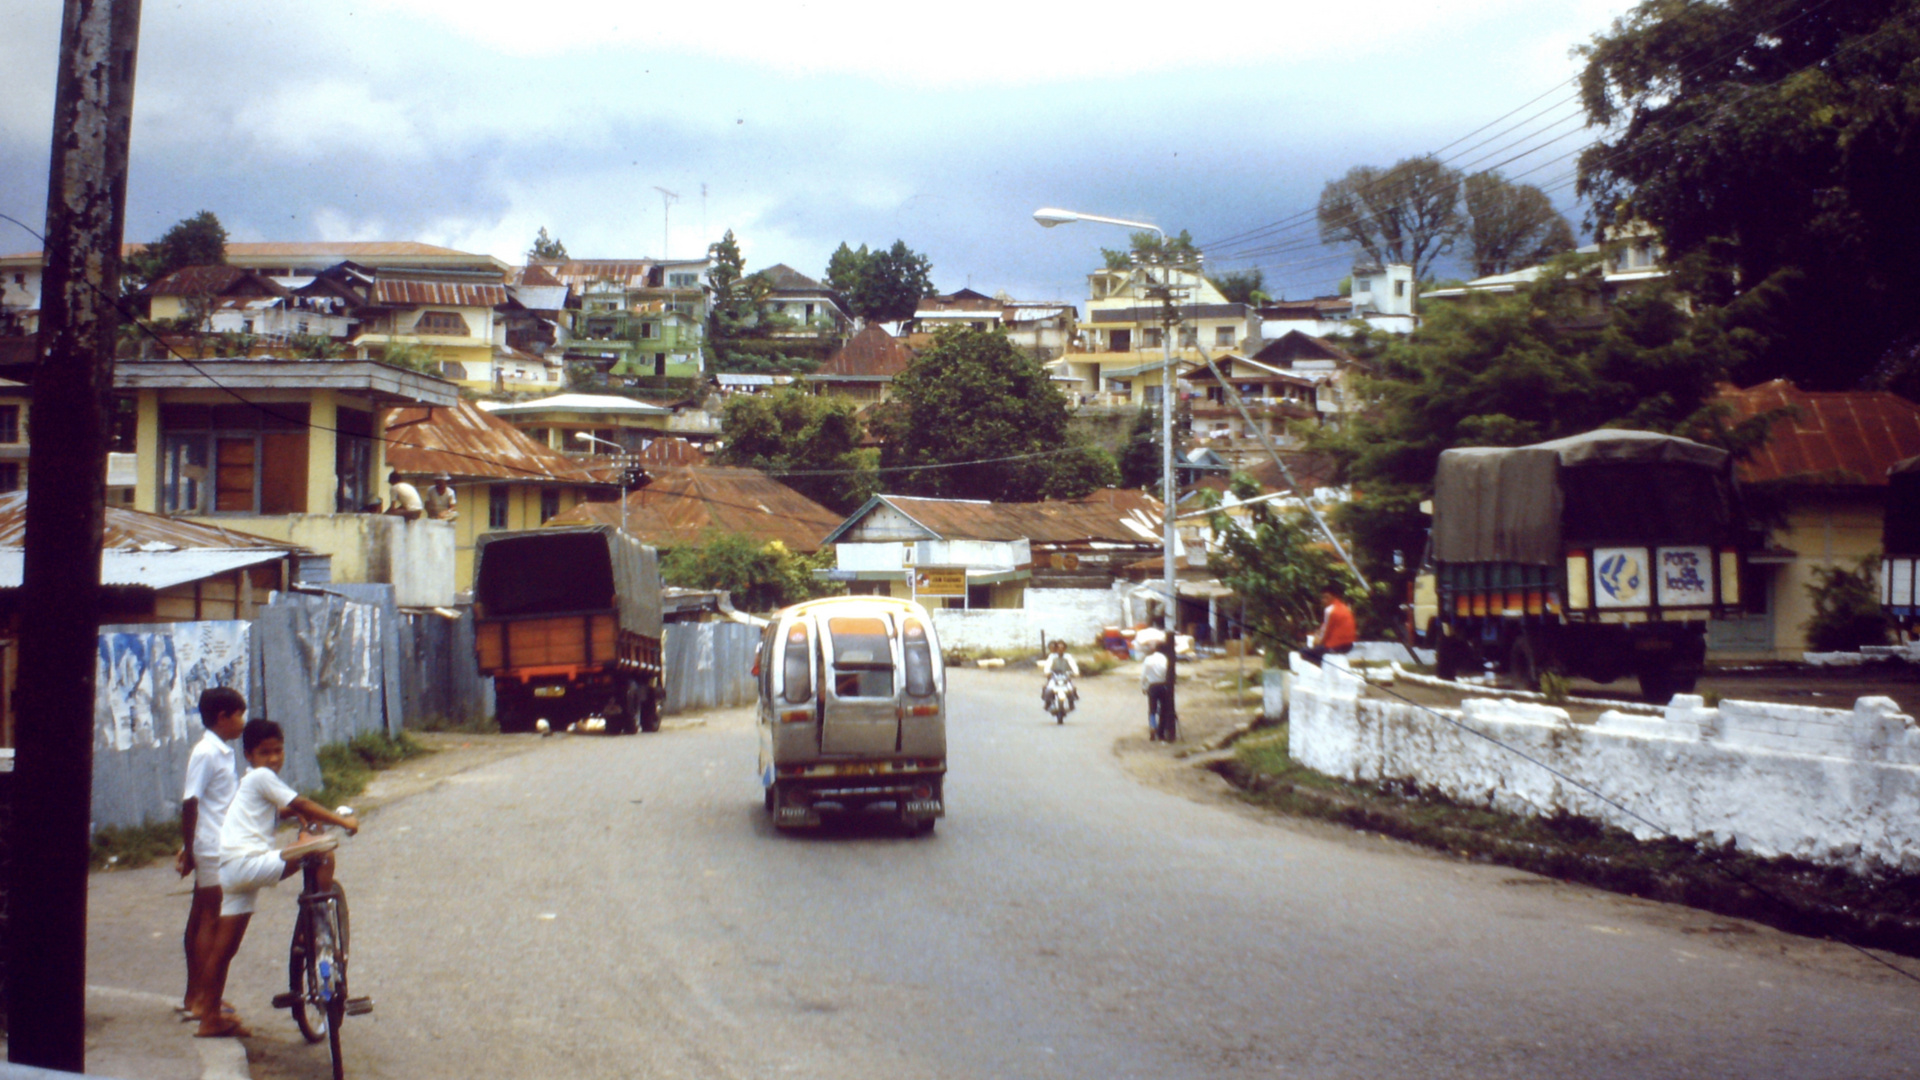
383,399,620,588
1711,380,1920,658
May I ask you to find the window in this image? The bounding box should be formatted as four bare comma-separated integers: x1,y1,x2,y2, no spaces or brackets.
489,485,510,528
1215,326,1234,347
668,272,698,288
639,322,656,339
414,310,470,335
828,617,894,698
540,488,561,523
805,304,816,320
334,408,373,511
1180,328,1197,348
159,403,310,515
0,463,19,494
0,405,19,444
1394,280,1407,297
1143,328,1162,348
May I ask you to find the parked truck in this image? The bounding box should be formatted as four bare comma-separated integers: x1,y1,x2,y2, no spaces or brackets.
472,526,665,734
1426,429,1745,701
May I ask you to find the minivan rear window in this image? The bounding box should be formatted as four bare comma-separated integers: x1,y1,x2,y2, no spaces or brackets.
829,617,895,699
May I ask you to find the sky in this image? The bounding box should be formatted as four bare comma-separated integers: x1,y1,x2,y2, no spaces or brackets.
0,0,1636,309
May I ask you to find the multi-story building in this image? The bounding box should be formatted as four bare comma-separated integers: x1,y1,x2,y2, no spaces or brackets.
539,257,711,382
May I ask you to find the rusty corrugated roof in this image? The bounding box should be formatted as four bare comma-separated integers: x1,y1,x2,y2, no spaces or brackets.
384,400,608,484
1716,380,1920,487
826,489,1164,546
144,265,288,298
0,491,305,551
545,465,843,552
814,325,913,378
371,279,509,307
636,438,709,466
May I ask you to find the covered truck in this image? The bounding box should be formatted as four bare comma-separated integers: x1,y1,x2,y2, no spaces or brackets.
1428,429,1745,700
472,525,665,734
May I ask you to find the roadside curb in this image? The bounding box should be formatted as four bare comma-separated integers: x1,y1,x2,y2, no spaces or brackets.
0,985,251,1080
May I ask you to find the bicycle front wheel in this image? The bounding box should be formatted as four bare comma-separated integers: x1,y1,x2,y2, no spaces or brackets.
289,921,327,1044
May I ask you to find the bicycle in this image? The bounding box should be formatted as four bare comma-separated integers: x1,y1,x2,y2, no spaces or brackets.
270,807,372,1080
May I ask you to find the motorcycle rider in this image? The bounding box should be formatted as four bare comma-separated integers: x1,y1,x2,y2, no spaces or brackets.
1041,639,1080,712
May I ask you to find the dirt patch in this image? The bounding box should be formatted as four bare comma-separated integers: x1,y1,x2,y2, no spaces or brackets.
352,731,545,812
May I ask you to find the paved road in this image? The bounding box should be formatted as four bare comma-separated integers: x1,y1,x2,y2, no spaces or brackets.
91,668,1920,1079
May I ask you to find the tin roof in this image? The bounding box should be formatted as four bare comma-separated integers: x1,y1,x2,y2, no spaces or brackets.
758,264,832,294
481,393,672,417
636,438,709,466
812,325,914,379
371,279,509,307
1250,330,1362,368
1715,380,1920,487
544,465,844,552
823,489,1164,547
144,265,288,298
0,491,302,588
384,400,607,484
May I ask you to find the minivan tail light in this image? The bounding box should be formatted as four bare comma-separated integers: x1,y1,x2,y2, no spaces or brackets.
782,625,811,704
779,709,812,724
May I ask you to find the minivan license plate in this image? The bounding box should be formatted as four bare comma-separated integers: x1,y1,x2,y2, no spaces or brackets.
902,800,942,815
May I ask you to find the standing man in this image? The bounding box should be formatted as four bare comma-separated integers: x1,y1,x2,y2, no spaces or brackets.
423,472,458,521
1139,629,1172,741
386,471,424,521
1301,579,1357,666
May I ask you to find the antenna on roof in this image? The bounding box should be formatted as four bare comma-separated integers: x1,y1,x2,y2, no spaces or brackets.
653,187,679,259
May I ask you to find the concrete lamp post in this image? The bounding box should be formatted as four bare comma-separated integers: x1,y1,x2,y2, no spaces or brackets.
574,431,636,537
1034,206,1182,736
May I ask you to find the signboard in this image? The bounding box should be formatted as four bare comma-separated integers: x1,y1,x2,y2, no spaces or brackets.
914,568,967,597
1592,547,1650,608
1655,546,1714,607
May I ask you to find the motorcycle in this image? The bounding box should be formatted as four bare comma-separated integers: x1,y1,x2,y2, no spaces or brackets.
1043,670,1075,724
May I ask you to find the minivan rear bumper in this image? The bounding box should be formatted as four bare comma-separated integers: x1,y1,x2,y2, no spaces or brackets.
771,762,945,826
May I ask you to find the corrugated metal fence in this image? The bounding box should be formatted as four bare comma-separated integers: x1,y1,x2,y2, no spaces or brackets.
662,621,759,715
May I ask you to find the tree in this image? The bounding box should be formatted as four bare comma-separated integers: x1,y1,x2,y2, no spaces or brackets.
530,227,567,261
706,230,813,373
1205,477,1350,658
659,532,839,613
1463,171,1576,277
824,240,936,323
1117,405,1162,490
1207,268,1268,305
875,328,1119,502
127,210,227,289
1317,157,1462,280
713,388,878,514
1576,0,1920,390
1102,229,1199,271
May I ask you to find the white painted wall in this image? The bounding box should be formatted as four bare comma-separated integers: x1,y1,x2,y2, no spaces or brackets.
1287,657,1920,871
930,586,1125,653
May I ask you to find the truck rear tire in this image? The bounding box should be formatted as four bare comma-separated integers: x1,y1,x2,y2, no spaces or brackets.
1435,633,1465,681
495,684,532,734
1507,635,1540,692
610,680,642,736
639,687,662,733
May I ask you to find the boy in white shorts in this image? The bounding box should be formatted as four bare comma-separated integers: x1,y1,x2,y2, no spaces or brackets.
197,717,359,1038
176,687,248,1023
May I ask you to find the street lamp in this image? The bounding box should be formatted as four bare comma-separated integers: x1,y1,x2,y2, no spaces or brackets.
574,431,638,536
1035,205,1181,737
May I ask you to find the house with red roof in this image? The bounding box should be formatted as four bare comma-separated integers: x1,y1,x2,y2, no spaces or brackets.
802,325,915,402
1710,379,1920,657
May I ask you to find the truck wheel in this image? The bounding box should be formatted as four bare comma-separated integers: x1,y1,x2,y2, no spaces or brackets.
639,686,662,733
611,680,642,736
1638,665,1699,703
764,781,779,815
1507,636,1541,692
495,685,532,734
1435,634,1463,681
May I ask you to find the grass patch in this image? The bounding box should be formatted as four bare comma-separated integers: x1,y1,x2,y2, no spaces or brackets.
90,819,184,872
308,731,431,809
411,711,499,734
1214,722,1920,957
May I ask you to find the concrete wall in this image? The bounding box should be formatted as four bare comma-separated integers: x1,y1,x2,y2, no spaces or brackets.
930,586,1124,653
231,514,455,607
1288,656,1920,871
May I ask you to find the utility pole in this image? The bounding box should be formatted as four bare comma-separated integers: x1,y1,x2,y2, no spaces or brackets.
1136,247,1194,739
11,0,142,1069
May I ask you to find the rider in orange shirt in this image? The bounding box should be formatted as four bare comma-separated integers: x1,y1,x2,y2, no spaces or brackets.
1301,580,1356,667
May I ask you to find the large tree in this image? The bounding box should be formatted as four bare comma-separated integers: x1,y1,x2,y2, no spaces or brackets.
1577,0,1920,390
713,388,877,513
1102,229,1200,271
1316,156,1463,280
1463,171,1576,277
706,230,809,373
1206,268,1268,304
530,227,567,261
127,210,227,290
875,328,1119,502
824,240,936,323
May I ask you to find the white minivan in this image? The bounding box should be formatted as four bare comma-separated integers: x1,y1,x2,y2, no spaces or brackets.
756,596,947,833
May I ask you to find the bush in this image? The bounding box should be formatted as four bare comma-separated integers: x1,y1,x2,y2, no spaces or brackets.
1803,558,1891,652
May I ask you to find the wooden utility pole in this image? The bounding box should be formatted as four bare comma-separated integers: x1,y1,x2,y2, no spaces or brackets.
8,0,142,1068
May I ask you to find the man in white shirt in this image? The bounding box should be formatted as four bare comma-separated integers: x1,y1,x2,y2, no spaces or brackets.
176,687,246,1022
1138,630,1174,741
387,470,424,521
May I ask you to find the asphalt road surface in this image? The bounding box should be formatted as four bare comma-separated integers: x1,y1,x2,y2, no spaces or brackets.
91,668,1920,1079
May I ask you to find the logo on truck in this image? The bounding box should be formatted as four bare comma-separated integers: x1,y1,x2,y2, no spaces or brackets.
1595,549,1647,605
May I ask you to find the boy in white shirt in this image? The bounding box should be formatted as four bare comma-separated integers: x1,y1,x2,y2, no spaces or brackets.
175,687,247,1023
196,716,360,1038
